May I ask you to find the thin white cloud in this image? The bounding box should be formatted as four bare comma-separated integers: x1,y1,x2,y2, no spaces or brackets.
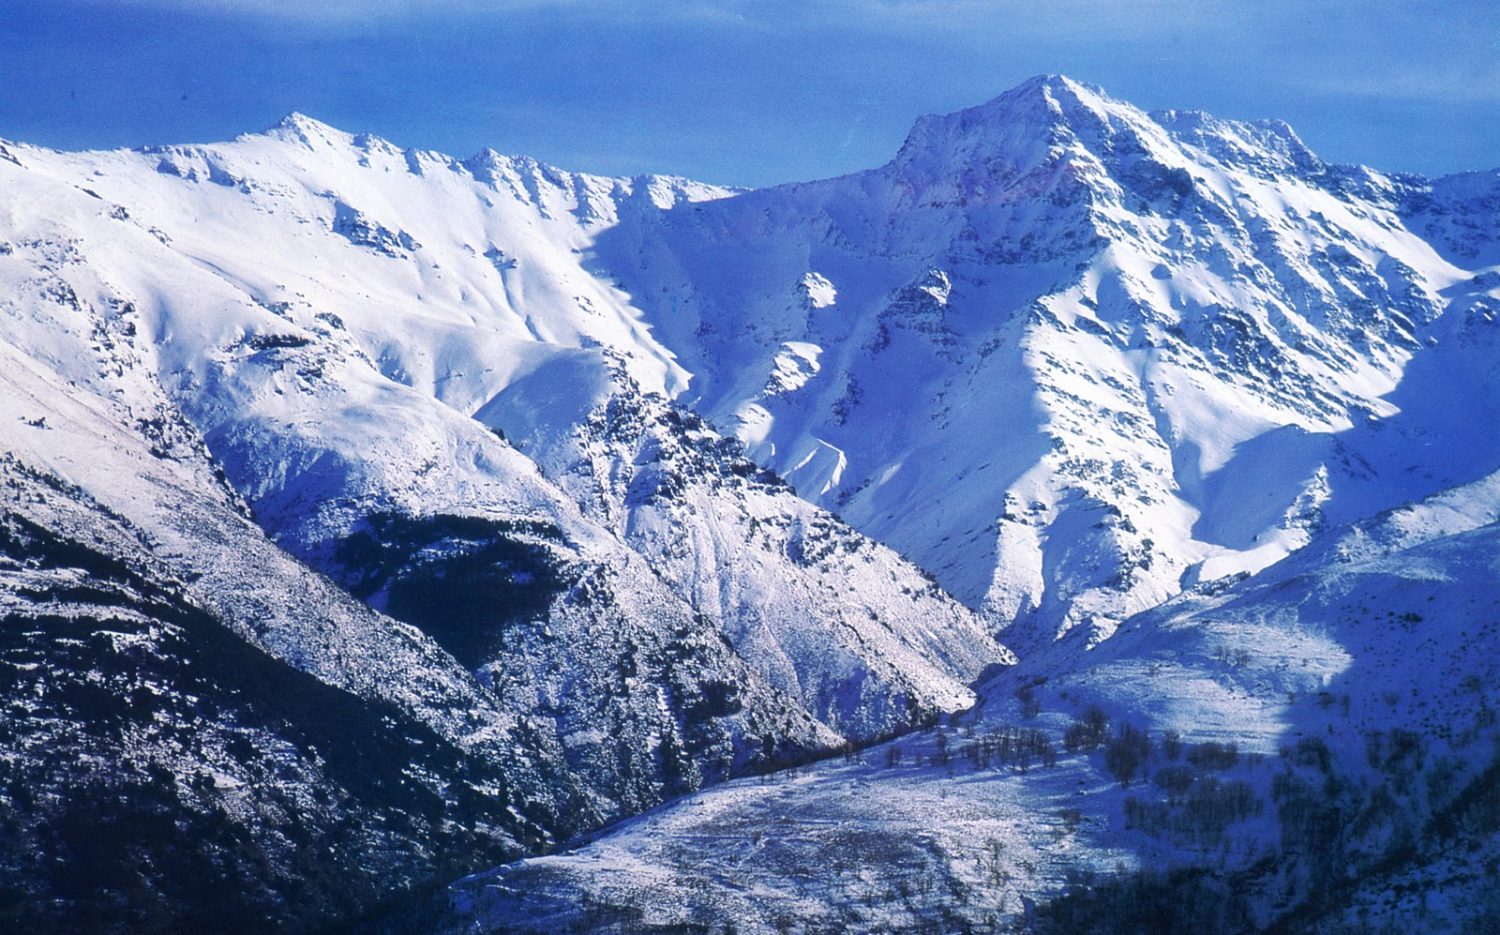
76,0,1500,111
81,0,628,20
77,0,1231,28
1300,67,1500,105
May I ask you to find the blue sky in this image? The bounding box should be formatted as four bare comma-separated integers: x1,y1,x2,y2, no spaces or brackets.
2,1,1496,187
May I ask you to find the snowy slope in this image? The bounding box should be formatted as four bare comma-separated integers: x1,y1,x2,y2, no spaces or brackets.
439,487,1500,932
0,98,1029,925
483,361,1011,738
594,75,1489,651
420,76,1500,932
0,129,833,928
11,77,1490,664
0,344,586,929
0,122,861,798
0,116,1009,744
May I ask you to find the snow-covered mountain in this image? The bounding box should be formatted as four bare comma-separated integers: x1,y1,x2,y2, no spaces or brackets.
0,99,1007,928
594,74,1493,652
483,363,1005,738
0,113,1007,738
430,77,1497,932
2,73,1497,931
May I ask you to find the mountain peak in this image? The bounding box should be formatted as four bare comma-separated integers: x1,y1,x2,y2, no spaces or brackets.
1005,73,1107,104
887,74,1141,189
270,111,324,132
262,111,349,148
887,75,1337,193
958,74,1121,123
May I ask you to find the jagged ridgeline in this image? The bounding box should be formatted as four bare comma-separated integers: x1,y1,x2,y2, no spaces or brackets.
2,73,1498,931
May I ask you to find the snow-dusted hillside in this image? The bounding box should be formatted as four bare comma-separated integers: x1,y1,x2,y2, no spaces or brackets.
0,341,584,928
484,362,1010,738
439,485,1500,932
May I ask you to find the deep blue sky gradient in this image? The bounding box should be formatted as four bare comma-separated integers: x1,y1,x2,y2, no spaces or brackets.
2,1,1496,187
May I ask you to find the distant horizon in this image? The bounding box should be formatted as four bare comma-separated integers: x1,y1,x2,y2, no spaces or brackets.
3,1,1497,188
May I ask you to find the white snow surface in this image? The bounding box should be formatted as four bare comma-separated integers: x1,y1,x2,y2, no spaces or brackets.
8,77,1491,660
0,110,1009,752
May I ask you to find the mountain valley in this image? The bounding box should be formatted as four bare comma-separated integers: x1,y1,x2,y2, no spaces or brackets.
1,75,1497,932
